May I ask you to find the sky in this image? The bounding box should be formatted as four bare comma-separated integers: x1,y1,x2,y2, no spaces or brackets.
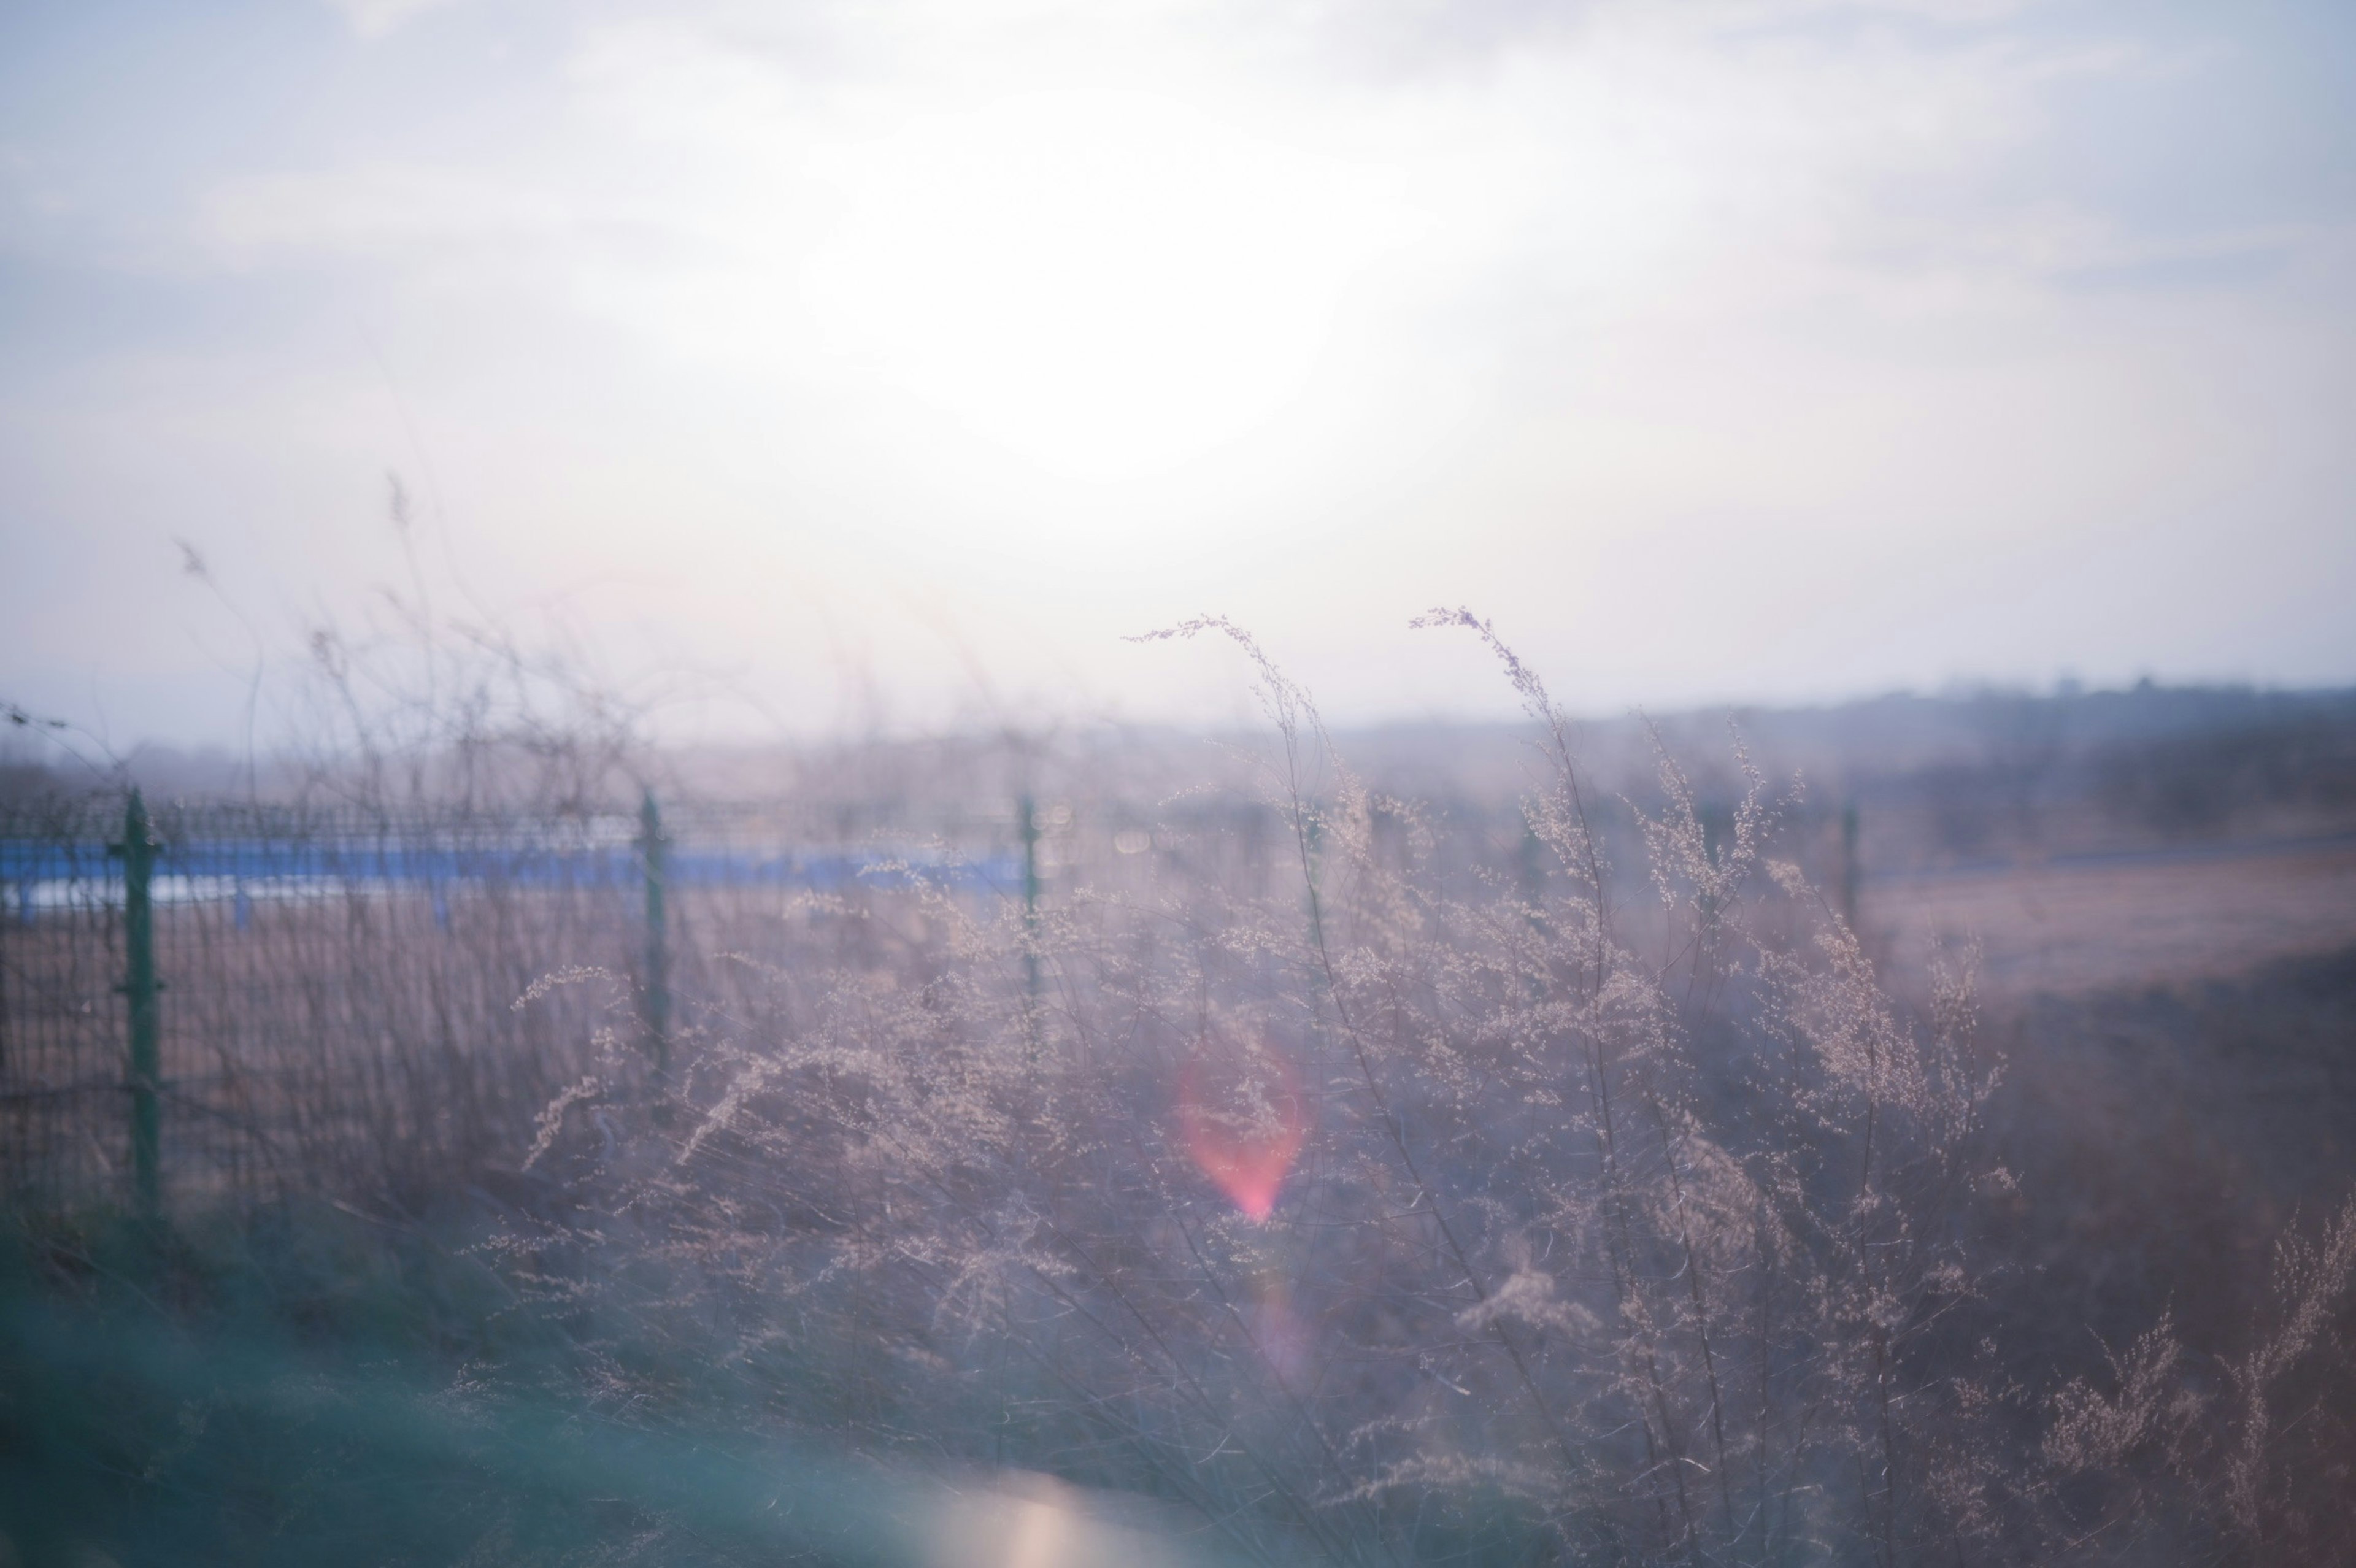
2,0,2352,749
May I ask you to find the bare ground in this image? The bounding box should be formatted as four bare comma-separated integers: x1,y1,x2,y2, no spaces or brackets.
1869,836,2356,1003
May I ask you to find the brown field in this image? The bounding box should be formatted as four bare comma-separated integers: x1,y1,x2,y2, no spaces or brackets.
1871,837,2356,1002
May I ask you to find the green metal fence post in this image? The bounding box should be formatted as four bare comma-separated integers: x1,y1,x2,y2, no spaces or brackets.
1303,811,1327,959
1839,801,1861,934
113,789,161,1216
1017,794,1042,1001
639,789,671,1093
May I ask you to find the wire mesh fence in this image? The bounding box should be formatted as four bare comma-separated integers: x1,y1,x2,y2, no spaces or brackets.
0,773,1709,1216
0,791,1034,1213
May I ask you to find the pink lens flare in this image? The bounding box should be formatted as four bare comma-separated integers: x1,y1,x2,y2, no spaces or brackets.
1177,1051,1306,1221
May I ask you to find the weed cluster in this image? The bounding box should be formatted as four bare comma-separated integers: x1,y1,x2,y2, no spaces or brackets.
504,617,2356,1564
7,613,2353,1564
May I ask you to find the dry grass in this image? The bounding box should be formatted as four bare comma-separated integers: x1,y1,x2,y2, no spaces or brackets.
490,617,2356,1565
6,614,2355,1564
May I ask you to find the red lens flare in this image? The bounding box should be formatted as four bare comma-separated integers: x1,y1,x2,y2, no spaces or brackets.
1177,1050,1305,1221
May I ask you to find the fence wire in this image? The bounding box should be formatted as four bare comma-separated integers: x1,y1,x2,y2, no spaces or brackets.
1,782,1636,1215
0,794,1031,1212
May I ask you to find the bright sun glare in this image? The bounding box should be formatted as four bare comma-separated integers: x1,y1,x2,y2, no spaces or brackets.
800,89,1419,481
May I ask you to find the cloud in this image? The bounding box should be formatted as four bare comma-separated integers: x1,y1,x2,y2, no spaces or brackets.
202,165,576,264
6,0,2353,742
323,0,469,41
